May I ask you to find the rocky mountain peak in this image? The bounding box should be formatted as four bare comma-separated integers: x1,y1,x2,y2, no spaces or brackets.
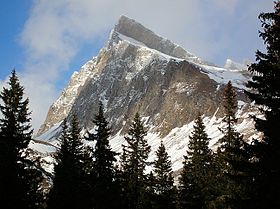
224,58,247,71
37,15,251,137
35,16,257,172
108,15,207,65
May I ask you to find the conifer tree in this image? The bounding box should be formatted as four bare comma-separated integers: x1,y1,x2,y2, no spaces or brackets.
215,81,251,209
246,2,280,208
218,81,240,150
153,140,176,209
178,114,213,209
0,70,44,209
47,116,92,209
84,102,120,209
121,112,151,209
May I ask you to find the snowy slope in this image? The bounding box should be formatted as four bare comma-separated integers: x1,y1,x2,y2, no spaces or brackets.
33,15,257,175
112,27,249,89
32,101,258,174
37,58,97,136
107,101,257,172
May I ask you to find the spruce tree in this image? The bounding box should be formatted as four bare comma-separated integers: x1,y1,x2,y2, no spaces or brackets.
47,116,92,209
121,112,151,209
0,70,44,209
84,102,120,209
218,81,239,150
153,140,176,209
178,114,213,209
215,81,251,209
246,2,280,208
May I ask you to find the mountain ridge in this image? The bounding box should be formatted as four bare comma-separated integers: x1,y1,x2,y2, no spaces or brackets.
34,15,257,173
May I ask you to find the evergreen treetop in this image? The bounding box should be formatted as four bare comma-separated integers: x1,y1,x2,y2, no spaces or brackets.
247,2,280,144
0,70,44,209
121,112,151,209
84,102,120,209
246,2,280,208
84,102,116,178
47,115,92,209
219,81,240,150
178,114,213,209
214,80,253,209
154,140,173,193
0,69,33,150
153,140,176,209
187,114,212,165
123,112,151,174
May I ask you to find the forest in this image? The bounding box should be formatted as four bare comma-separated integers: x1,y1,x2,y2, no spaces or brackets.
0,2,279,209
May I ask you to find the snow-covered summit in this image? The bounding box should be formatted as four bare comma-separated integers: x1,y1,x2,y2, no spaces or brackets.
106,16,249,88
34,16,258,174
38,15,252,137
108,15,208,65
224,58,248,71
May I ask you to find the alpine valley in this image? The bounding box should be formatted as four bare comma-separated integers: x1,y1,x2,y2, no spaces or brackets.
31,16,259,174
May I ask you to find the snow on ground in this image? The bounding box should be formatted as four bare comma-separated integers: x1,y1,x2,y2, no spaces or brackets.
118,33,147,48
36,121,63,142
29,140,57,154
33,101,257,175
198,64,249,89
33,29,254,175
29,140,57,174
117,31,249,91
118,32,184,63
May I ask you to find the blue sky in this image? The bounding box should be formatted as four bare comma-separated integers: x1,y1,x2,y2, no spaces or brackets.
0,0,274,132
0,0,30,79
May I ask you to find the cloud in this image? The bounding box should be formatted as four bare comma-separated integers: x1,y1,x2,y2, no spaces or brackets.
16,0,274,133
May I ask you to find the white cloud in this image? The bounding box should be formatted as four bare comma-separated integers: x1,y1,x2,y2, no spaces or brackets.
16,0,274,133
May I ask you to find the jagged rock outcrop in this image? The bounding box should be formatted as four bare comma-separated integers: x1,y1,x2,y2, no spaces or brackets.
35,16,256,172
37,58,97,136
38,16,250,137
112,15,205,64
224,58,247,71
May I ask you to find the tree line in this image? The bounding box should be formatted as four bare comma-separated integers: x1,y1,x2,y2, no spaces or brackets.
0,2,279,209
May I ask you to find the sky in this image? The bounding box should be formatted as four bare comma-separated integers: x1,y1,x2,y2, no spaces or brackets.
0,0,275,133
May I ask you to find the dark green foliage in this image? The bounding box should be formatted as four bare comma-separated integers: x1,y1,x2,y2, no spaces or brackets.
0,70,44,209
121,112,151,209
178,115,213,209
219,81,239,150
216,82,242,180
87,102,116,179
84,102,120,209
47,116,92,209
246,2,280,208
214,81,252,209
153,140,176,209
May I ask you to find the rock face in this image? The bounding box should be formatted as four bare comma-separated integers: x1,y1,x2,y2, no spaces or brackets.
36,16,255,171
37,58,97,136
112,16,205,64
38,16,250,137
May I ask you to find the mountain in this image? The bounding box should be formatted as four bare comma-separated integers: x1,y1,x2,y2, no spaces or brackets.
224,58,248,71
34,16,257,172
